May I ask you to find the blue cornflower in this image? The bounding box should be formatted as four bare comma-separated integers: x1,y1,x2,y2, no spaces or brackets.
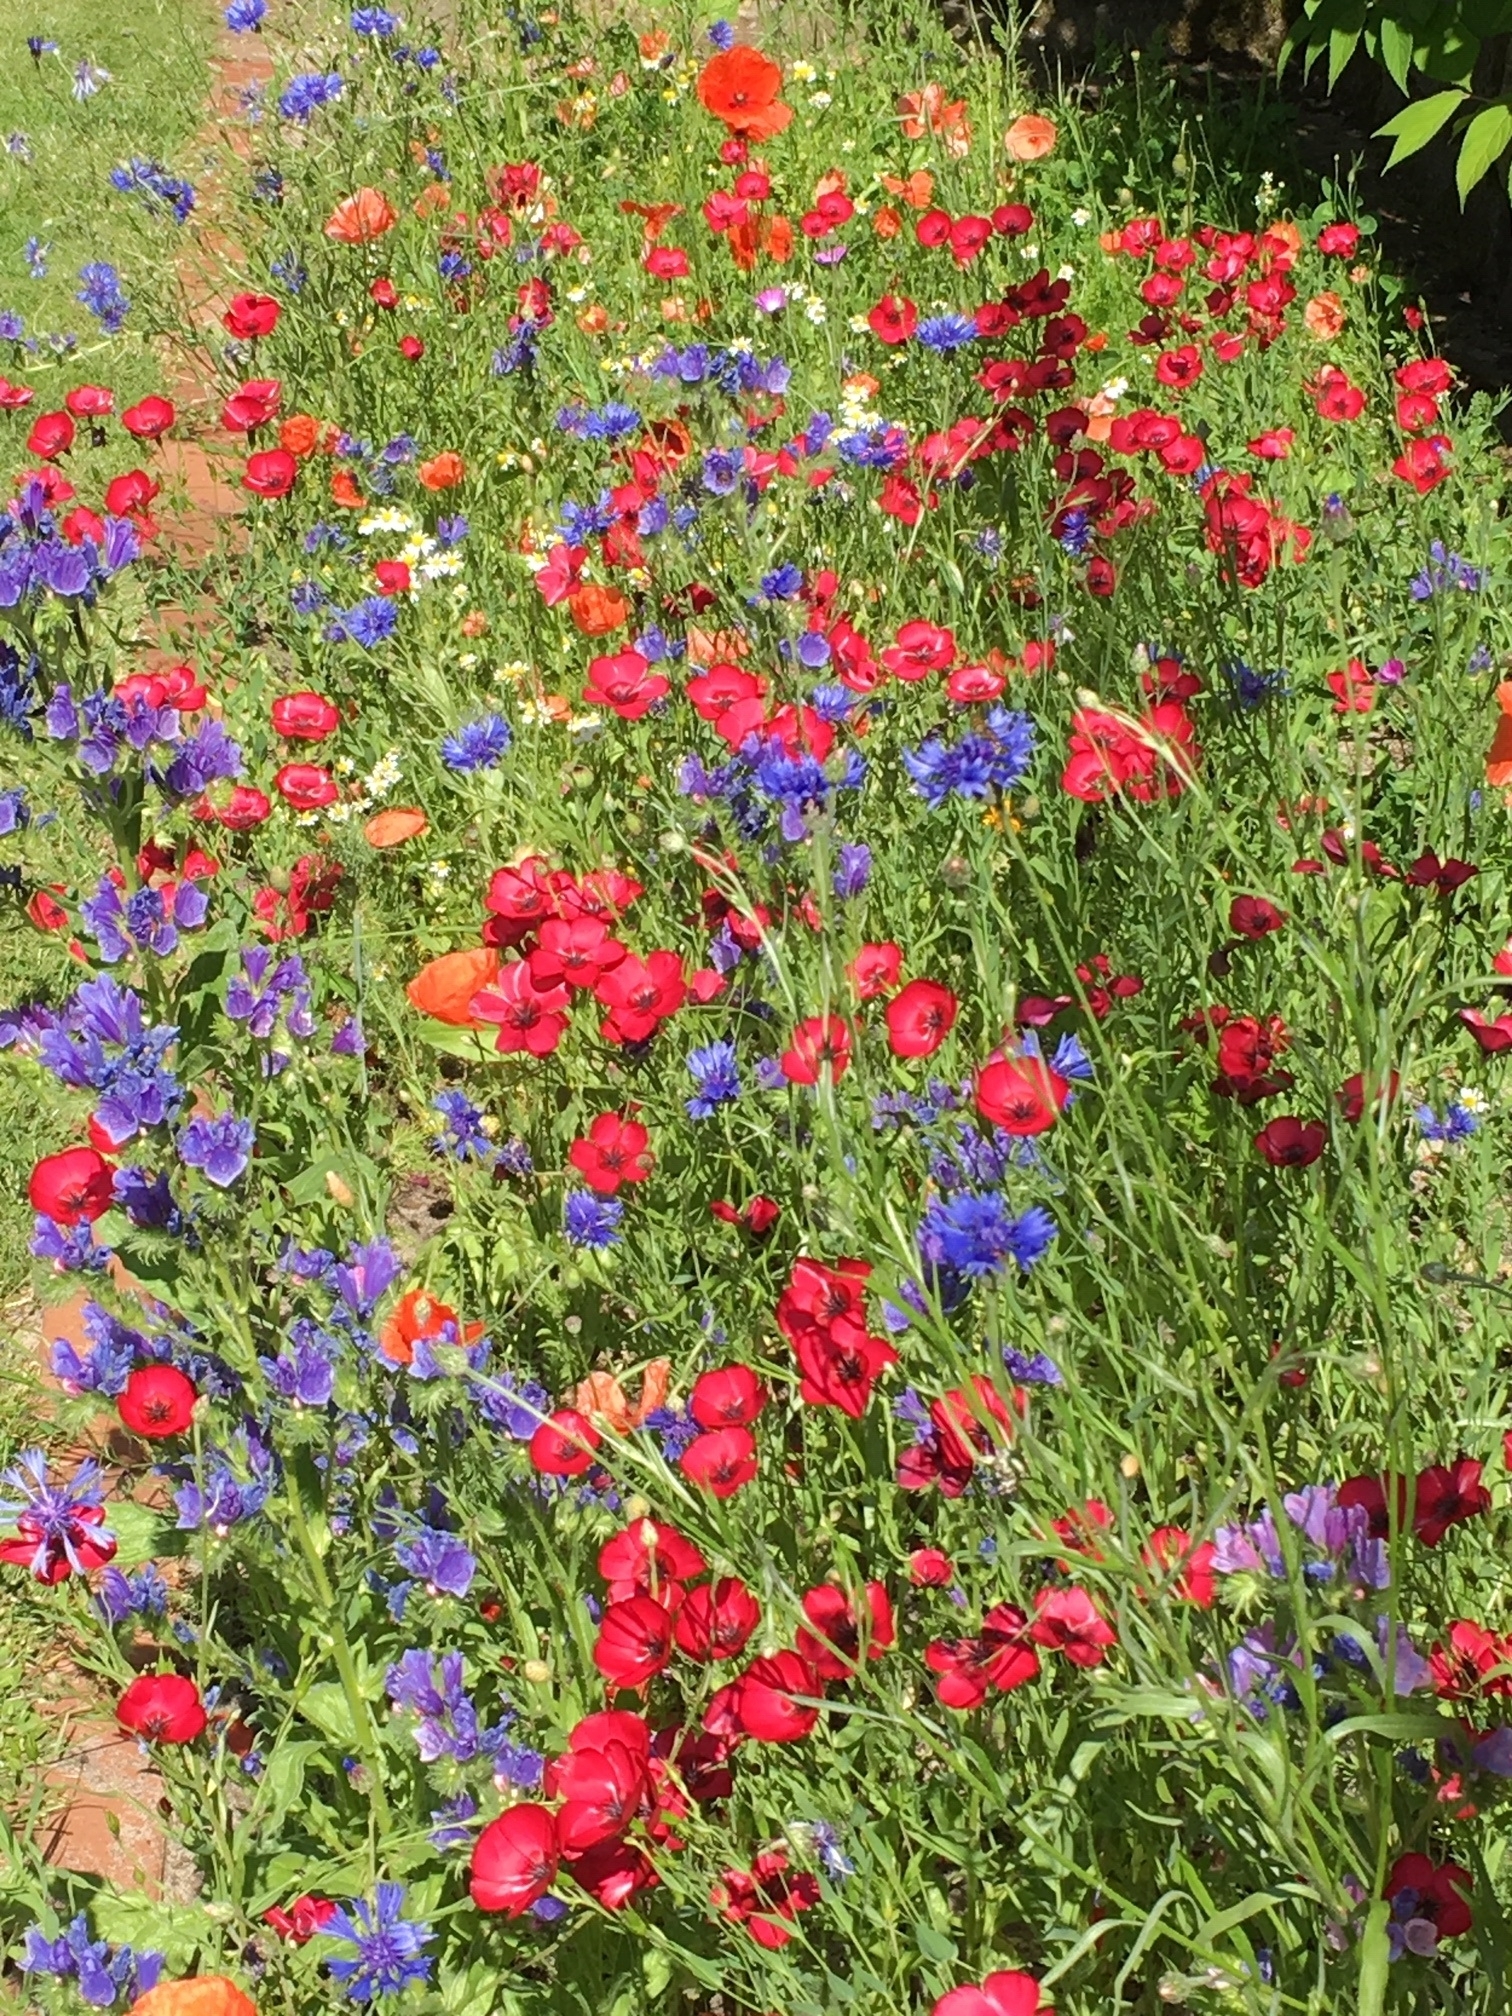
431,1090,497,1163
72,59,111,100
916,313,978,353
708,18,736,47
269,252,306,293
278,71,343,120
327,596,398,649
1057,508,1094,559
1221,660,1287,709
0,309,22,341
351,6,400,33
686,1040,740,1119
918,1194,1056,1278
76,263,129,333
23,237,47,278
0,786,26,833
20,1915,161,2006
0,1450,114,1580
564,1191,623,1248
324,1885,434,2002
226,0,267,26
758,561,803,602
109,157,196,223
178,1109,255,1187
441,714,512,772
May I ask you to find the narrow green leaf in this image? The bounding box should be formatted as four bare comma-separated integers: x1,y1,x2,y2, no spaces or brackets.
1358,1899,1391,2016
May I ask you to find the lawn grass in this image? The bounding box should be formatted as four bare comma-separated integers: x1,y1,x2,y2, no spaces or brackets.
0,0,216,405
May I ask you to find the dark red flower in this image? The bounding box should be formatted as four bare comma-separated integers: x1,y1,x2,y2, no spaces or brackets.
1383,1853,1472,1947
116,1673,206,1743
1413,1458,1490,1547
714,1848,820,1948
117,1365,197,1439
1253,1116,1325,1166
1229,894,1285,940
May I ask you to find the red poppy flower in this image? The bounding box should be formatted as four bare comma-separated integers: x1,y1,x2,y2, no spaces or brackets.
583,649,668,721
471,960,573,1057
27,411,74,460
527,916,626,992
528,1408,600,1476
569,1113,653,1195
931,1375,1025,1472
885,977,958,1058
221,378,281,434
795,1581,895,1680
714,1848,820,1948
29,1146,114,1225
121,395,175,439
780,1013,852,1084
882,619,955,681
598,1519,705,1600
1030,1585,1115,1665
1326,658,1375,714
867,294,918,344
909,1547,954,1586
222,292,281,340
724,1650,823,1742
242,449,297,499
593,1595,676,1689
1460,1007,1512,1053
696,45,792,141
690,1364,766,1429
271,691,340,740
595,951,686,1044
933,1971,1051,2016
709,1196,781,1235
848,941,902,999
471,1805,560,1915
1254,1116,1326,1167
117,1365,197,1439
975,1048,1070,1135
1247,427,1293,459
926,1603,1040,1709
116,1673,207,1744
550,1729,653,1853
263,1894,338,1944
1141,1526,1217,1606
680,1425,758,1497
273,763,337,811
1394,433,1453,492
1310,364,1365,421
0,1487,114,1583
674,1576,761,1661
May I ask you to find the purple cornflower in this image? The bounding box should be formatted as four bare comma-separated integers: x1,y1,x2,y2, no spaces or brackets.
95,1563,169,1625
278,71,344,121
832,841,872,898
441,715,512,772
393,1523,476,1598
0,1451,114,1580
564,1191,622,1248
686,1040,740,1119
225,0,267,27
333,1238,402,1317
80,874,209,963
20,1915,162,2006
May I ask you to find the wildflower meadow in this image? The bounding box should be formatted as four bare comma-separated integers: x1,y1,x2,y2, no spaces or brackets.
2,3,1512,2013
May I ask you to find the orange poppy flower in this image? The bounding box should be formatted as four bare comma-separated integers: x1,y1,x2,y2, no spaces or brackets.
638,29,670,64
898,83,971,158
330,469,366,510
1303,291,1346,341
880,168,935,208
1004,112,1057,161
573,1359,671,1433
406,946,501,1026
379,1287,485,1366
1487,684,1512,787
324,188,398,244
412,181,450,219
419,452,465,491
872,204,902,239
577,304,610,335
697,45,792,141
621,199,684,242
364,807,428,848
687,626,749,664
642,418,691,467
568,582,630,636
130,1979,257,2016
279,414,322,458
